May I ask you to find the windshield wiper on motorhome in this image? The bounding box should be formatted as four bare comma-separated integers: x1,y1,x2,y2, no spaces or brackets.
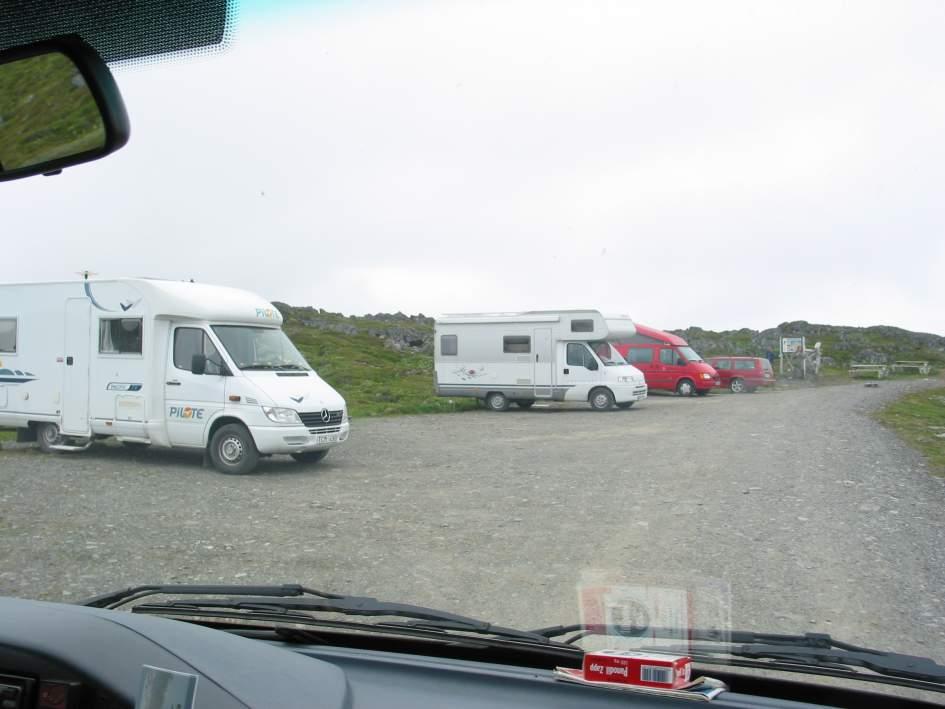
530,624,945,687
81,583,558,646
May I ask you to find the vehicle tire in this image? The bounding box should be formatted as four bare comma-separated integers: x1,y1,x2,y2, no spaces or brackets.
730,377,745,393
589,388,615,411
36,422,61,453
291,449,329,464
209,423,260,475
616,401,634,409
516,400,535,409
485,392,510,411
676,379,695,397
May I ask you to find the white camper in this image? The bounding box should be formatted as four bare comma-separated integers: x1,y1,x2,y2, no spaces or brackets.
0,279,349,474
434,310,648,410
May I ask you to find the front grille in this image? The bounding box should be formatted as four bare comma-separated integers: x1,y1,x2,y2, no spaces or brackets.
634,386,647,395
308,426,341,435
299,410,344,427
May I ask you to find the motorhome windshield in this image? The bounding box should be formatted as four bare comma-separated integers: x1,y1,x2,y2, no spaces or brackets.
211,325,312,371
589,341,627,366
677,346,704,363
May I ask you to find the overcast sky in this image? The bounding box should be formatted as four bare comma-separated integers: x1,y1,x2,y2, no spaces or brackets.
3,0,944,333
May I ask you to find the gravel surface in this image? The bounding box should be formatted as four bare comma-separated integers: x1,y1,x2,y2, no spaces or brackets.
1,380,944,663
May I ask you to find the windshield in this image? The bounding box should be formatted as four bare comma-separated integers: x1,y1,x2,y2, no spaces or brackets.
3,0,945,686
590,341,628,366
212,326,312,371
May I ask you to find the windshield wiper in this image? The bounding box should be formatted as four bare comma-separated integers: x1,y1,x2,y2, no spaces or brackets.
240,363,278,370
530,625,945,686
81,583,560,646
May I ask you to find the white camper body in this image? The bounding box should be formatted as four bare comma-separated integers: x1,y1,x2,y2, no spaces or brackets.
0,279,348,473
434,310,648,410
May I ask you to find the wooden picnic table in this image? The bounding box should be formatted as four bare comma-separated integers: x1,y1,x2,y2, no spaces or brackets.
848,363,888,379
890,361,931,375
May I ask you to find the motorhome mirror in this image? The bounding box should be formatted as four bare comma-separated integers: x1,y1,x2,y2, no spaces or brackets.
191,353,207,375
587,358,599,371
0,36,130,182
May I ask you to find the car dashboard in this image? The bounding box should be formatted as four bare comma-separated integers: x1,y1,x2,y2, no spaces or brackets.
0,598,940,709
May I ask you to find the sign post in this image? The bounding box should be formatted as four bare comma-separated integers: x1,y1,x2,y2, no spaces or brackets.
780,336,805,377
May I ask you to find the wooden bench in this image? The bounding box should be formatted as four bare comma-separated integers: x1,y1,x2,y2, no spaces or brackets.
848,364,888,379
890,360,931,375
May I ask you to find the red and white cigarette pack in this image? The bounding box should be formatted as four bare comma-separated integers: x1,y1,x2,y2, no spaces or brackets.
583,649,692,689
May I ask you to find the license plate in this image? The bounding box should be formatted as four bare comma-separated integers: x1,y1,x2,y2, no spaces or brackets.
315,433,339,445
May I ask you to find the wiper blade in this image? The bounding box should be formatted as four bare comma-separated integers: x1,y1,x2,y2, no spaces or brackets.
135,594,556,642
240,363,278,370
530,625,945,685
374,619,556,645
85,583,558,646
81,583,342,610
274,364,307,370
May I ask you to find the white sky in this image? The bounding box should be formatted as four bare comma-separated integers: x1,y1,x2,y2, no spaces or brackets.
3,0,944,333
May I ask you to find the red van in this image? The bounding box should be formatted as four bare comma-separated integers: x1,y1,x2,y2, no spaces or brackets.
708,356,776,393
613,325,720,396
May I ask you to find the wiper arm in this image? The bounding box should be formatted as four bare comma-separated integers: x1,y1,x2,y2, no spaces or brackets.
274,364,307,370
85,583,558,646
241,363,278,370
374,619,557,645
81,583,342,610
530,625,945,685
135,594,555,641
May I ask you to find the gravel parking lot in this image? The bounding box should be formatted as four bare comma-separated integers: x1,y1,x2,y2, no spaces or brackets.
2,381,944,661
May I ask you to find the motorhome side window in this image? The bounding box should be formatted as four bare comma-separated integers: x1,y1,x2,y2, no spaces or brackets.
0,318,15,353
503,336,530,353
440,334,458,356
627,348,653,364
570,319,594,333
99,318,143,355
659,348,677,365
174,328,224,375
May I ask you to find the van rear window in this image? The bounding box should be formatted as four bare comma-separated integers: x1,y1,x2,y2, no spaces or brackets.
0,318,15,353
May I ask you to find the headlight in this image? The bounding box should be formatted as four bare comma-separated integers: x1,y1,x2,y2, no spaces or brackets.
262,406,301,424
342,406,349,422
701,372,713,380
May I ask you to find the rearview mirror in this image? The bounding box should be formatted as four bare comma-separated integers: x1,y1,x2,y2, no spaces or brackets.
0,36,129,183
191,353,207,375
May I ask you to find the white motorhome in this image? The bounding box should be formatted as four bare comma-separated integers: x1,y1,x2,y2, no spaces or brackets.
434,310,648,411
0,279,349,474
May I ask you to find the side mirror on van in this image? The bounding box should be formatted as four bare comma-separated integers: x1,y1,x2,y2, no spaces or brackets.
191,353,207,375
587,358,599,371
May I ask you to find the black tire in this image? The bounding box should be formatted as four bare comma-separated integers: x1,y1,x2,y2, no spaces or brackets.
589,388,615,411
516,400,535,409
616,401,634,409
730,377,745,394
485,392,510,411
676,379,695,397
291,449,329,464
208,423,259,475
36,422,60,453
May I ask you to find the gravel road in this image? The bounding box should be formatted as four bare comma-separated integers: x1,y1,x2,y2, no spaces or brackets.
1,380,944,663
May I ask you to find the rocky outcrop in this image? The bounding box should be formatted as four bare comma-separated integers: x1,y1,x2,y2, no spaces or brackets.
672,321,945,365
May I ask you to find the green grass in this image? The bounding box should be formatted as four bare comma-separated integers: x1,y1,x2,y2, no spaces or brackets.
286,325,476,418
0,430,14,441
875,387,945,476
